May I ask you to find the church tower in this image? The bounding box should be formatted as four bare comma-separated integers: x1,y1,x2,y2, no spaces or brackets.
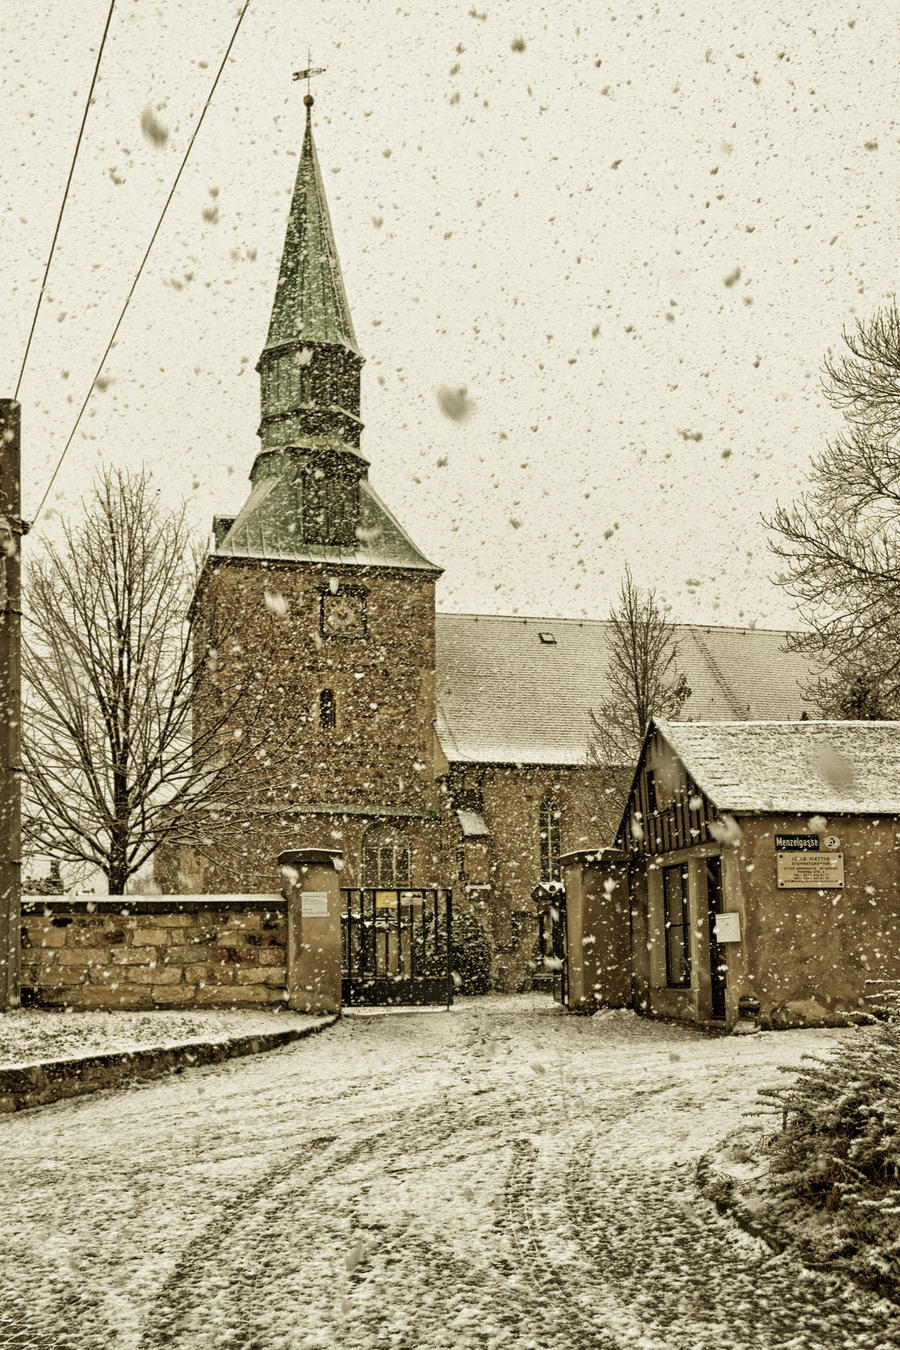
192,91,446,894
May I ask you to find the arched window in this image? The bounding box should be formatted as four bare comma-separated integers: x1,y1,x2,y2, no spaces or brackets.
363,823,410,887
319,688,336,729
539,795,562,882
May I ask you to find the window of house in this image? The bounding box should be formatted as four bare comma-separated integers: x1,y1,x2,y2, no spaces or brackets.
539,795,562,882
319,688,336,729
645,769,658,814
663,863,691,988
363,824,410,887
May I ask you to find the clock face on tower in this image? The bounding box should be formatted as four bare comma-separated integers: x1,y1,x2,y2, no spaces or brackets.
320,588,367,638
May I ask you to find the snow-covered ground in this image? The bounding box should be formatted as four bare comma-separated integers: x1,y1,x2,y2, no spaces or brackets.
0,1007,319,1068
1,994,896,1349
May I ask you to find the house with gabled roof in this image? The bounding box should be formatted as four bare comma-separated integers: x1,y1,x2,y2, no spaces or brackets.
561,718,900,1027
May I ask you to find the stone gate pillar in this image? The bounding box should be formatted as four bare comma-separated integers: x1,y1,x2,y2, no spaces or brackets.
278,847,343,1014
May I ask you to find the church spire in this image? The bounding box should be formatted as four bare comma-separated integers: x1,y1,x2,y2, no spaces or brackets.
256,92,364,457
263,97,359,356
213,82,440,566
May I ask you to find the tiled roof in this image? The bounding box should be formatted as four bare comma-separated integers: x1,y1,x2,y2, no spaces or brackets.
434,614,818,766
655,719,900,815
216,478,440,571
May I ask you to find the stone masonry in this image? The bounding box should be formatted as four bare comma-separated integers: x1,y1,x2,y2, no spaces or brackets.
21,898,286,1010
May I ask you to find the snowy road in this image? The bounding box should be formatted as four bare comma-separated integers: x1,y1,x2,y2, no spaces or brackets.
1,996,897,1350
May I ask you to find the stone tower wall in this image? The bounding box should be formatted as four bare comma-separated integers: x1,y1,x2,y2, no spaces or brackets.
199,558,441,810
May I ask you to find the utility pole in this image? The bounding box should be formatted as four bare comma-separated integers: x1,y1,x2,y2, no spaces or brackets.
0,400,23,1010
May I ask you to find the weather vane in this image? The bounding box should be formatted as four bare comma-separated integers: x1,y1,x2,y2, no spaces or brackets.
293,53,326,105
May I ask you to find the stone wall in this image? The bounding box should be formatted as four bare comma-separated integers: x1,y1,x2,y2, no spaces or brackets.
196,559,442,811
21,897,287,1010
157,557,450,902
158,814,447,898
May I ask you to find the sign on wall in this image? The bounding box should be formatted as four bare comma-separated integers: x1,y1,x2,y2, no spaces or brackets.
776,854,844,889
301,891,329,916
714,912,742,944
774,834,819,851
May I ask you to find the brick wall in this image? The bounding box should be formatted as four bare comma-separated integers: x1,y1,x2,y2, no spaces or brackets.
21,897,287,1010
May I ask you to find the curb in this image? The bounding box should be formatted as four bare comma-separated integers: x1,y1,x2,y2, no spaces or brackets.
695,1149,782,1252
0,1015,340,1113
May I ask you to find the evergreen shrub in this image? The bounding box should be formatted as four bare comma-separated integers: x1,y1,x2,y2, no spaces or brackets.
449,908,494,996
756,1021,900,1296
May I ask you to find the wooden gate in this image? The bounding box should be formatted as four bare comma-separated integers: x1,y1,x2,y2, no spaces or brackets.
341,888,453,1007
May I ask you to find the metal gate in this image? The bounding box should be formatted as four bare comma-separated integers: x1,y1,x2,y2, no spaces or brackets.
341,887,453,1006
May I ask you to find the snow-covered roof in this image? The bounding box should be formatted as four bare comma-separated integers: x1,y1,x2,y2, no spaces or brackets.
216,479,439,571
434,614,818,766
656,719,900,815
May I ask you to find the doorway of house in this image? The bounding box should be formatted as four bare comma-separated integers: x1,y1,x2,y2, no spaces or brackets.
706,856,727,1019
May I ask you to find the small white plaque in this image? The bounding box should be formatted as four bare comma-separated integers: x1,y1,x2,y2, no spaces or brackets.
823,835,841,850
301,890,329,917
714,912,742,944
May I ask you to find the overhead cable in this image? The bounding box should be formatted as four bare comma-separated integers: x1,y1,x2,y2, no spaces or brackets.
14,0,118,401
32,0,252,525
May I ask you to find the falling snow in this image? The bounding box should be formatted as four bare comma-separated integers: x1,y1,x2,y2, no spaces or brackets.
3,999,896,1349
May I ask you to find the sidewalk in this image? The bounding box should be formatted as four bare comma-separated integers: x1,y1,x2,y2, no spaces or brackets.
0,1008,337,1113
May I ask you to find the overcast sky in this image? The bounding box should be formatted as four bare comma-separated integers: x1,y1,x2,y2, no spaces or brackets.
2,0,897,628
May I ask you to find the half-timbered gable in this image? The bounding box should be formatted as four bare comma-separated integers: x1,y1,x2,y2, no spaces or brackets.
618,722,718,857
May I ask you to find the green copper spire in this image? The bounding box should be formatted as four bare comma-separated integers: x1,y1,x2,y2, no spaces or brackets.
263,99,360,355
214,88,440,566
256,95,364,456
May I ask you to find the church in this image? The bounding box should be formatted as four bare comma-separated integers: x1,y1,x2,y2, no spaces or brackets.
157,94,817,991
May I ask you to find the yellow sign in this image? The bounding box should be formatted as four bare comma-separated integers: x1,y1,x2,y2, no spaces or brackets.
776,854,844,889
374,890,397,909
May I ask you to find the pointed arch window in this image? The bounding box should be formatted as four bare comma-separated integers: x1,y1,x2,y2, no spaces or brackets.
363,823,410,887
539,795,562,882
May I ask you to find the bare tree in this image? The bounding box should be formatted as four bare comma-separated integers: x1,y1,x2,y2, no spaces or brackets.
22,468,287,893
586,570,690,841
768,301,900,711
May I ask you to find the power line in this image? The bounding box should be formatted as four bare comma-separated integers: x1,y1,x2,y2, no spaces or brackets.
32,0,252,526
14,0,118,401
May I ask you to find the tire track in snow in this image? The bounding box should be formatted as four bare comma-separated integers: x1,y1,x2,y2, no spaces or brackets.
490,1089,677,1350
137,1133,351,1349
136,1091,512,1348
135,1078,616,1350
499,1137,623,1350
4,1003,893,1350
